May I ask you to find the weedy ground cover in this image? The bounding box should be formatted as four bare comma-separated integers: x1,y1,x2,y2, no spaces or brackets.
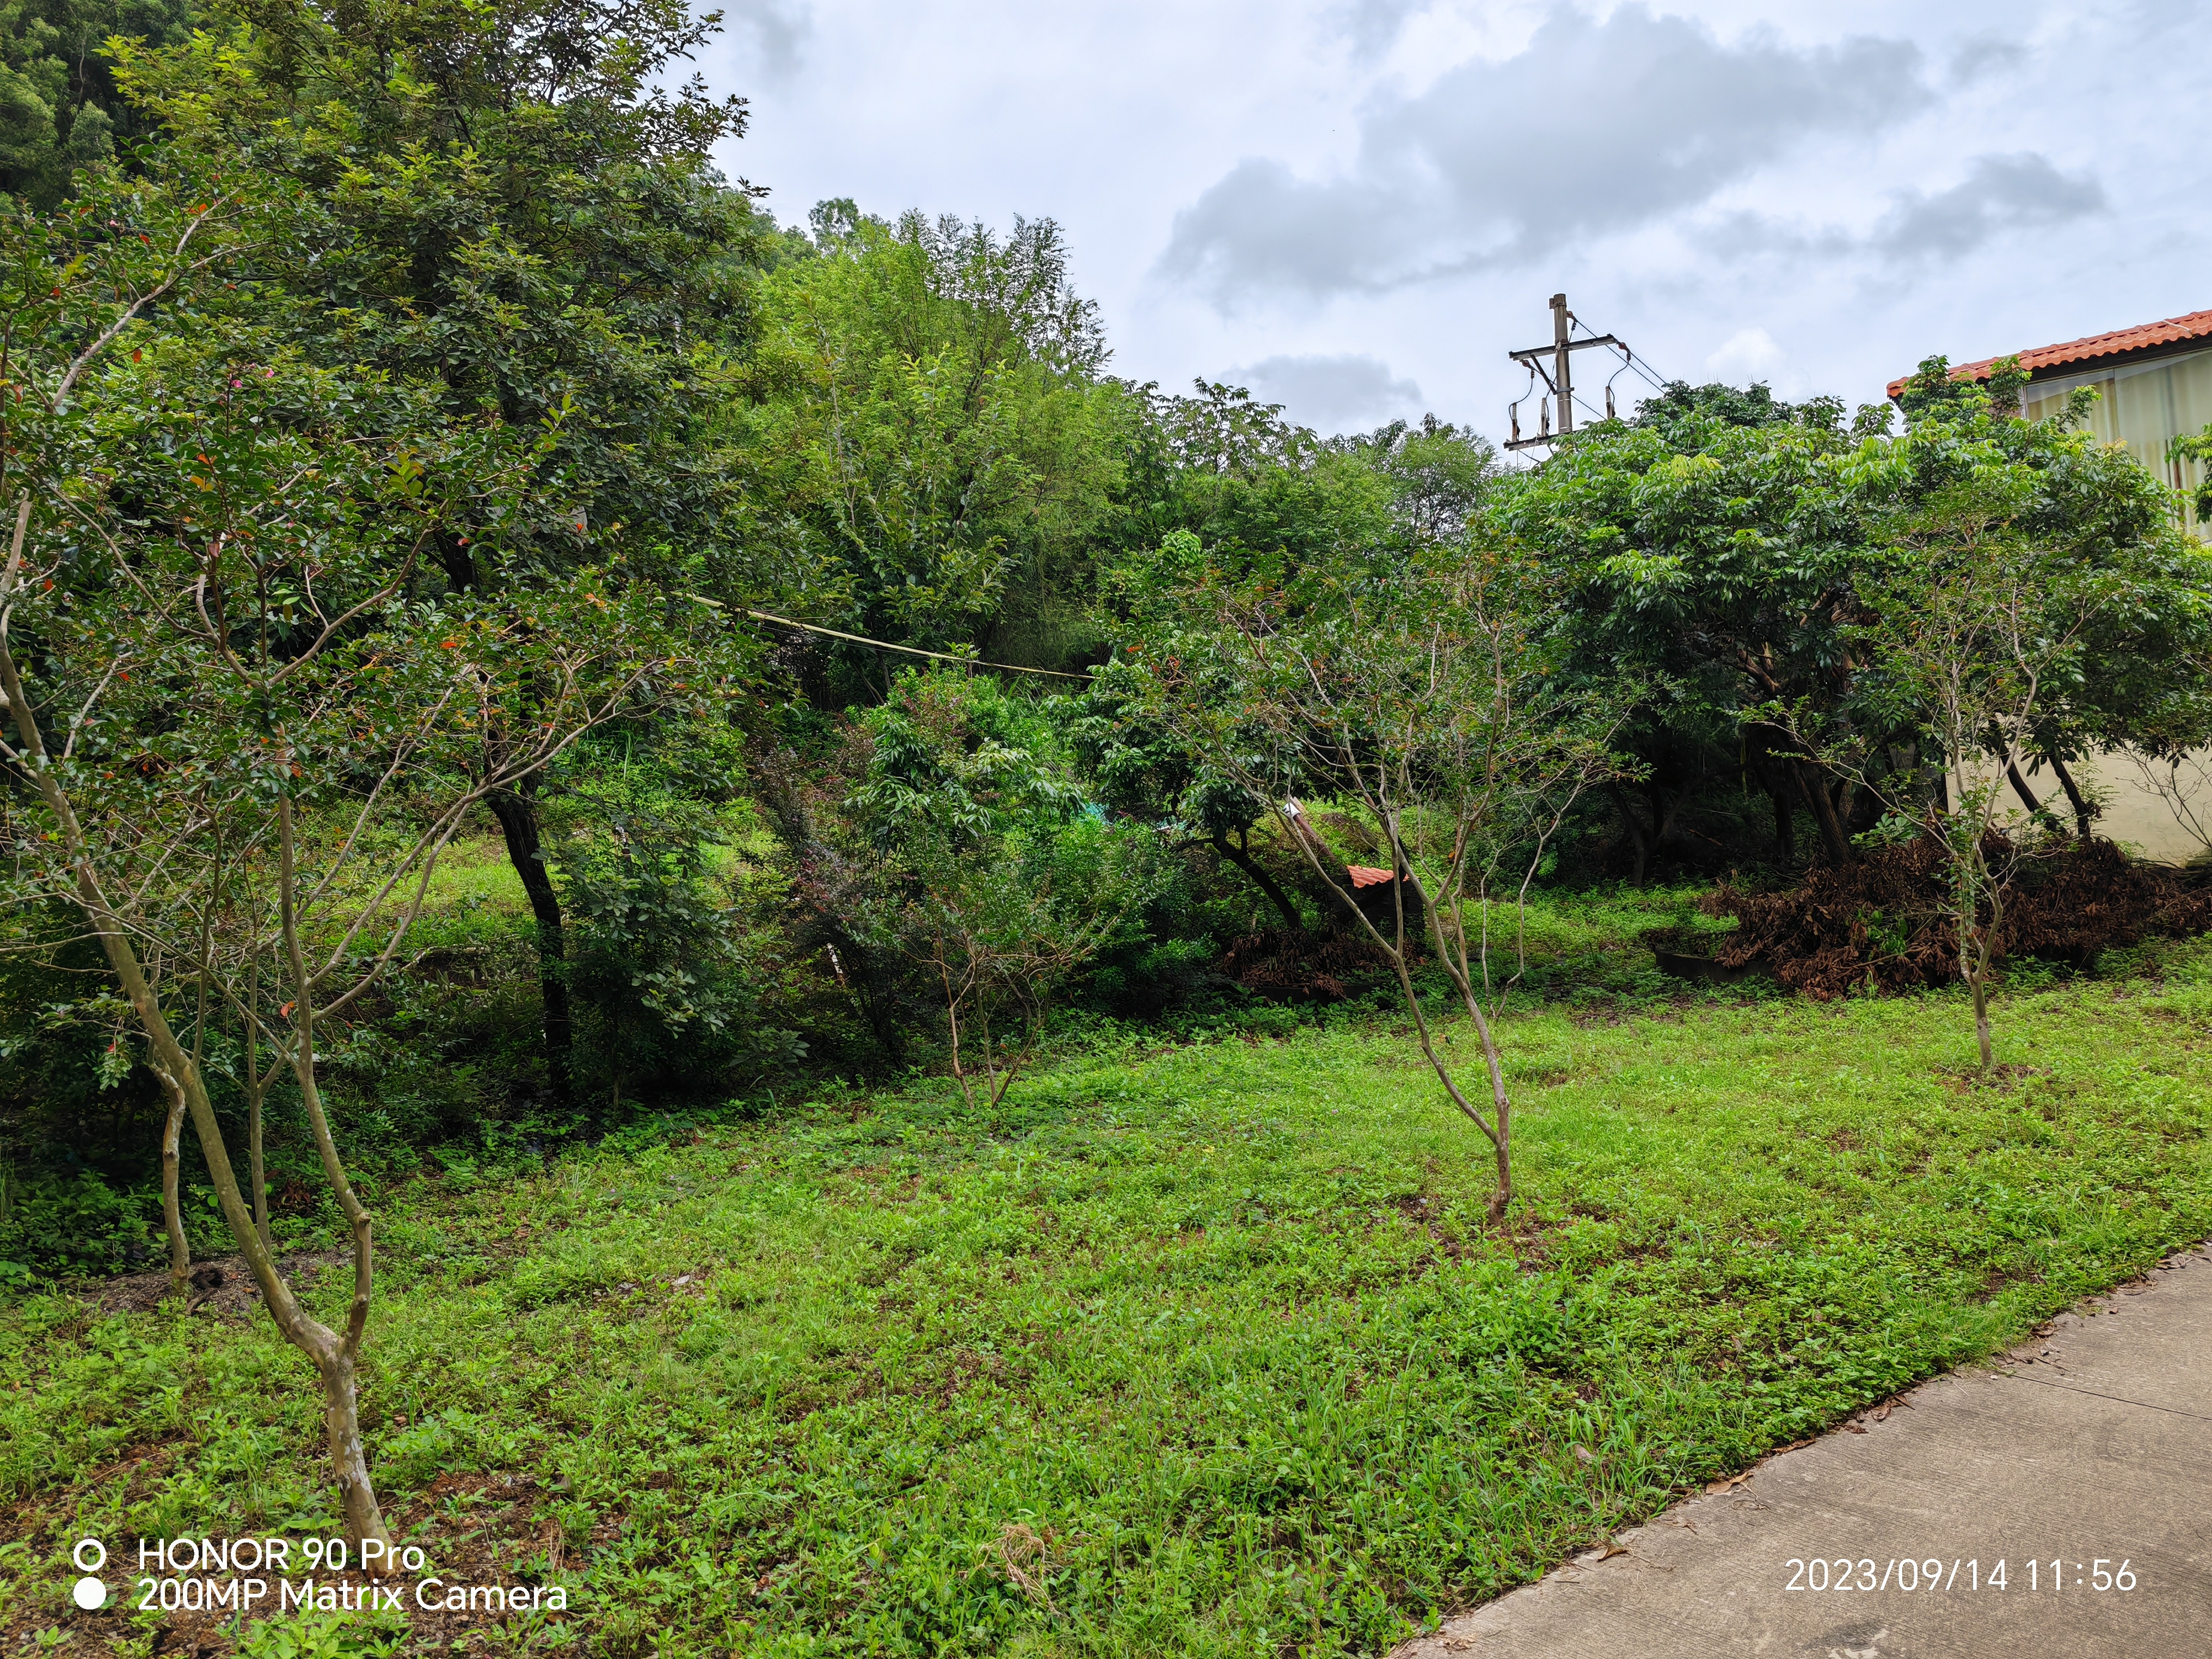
4,933,2211,1656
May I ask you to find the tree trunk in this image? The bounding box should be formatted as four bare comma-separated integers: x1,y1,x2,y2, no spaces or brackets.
156,1068,189,1298
248,1080,273,1258
1607,783,1651,887
2044,751,2094,838
1468,1004,1514,1229
1969,967,1993,1071
1210,830,1304,932
277,799,393,1559
1769,785,1796,865
2005,756,2043,820
487,787,574,1113
87,915,395,1559
244,955,274,1257
1795,761,1854,866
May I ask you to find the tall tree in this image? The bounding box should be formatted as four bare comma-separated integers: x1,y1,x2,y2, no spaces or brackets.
1122,528,1630,1226
0,0,189,204
0,144,721,1543
1501,368,2205,874
727,205,1128,690
115,0,776,1110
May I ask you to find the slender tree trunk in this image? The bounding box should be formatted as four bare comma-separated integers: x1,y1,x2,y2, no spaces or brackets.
50,862,394,1553
278,800,392,1555
156,1068,189,1298
248,1080,272,1258
1210,830,1304,932
487,787,574,1114
2044,751,2093,838
0,499,392,1550
2005,756,2043,820
1464,998,1514,1228
316,1349,381,1545
1302,813,1514,1230
245,956,273,1257
1769,785,1796,864
946,981,974,1108
1969,965,1993,1071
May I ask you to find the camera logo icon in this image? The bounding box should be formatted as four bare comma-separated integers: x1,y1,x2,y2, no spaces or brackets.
71,1539,106,1611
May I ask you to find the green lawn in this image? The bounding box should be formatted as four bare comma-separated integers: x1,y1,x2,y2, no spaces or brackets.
7,943,2212,1656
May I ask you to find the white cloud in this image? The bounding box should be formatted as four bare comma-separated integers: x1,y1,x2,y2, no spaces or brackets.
1233,353,1424,430
1703,327,1797,394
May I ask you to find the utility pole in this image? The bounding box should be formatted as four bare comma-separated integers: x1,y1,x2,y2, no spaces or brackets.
1550,292,1572,438
1506,292,1630,453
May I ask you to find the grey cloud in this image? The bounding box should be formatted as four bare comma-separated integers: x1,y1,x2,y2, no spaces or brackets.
1949,33,2029,86
1160,4,1930,305
1870,153,2105,262
1332,0,1429,63
1234,353,1423,429
724,0,812,82
1698,207,1841,261
1699,152,2104,268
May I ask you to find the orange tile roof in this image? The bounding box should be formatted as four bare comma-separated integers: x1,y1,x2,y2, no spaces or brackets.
1347,865,1394,888
1886,308,2212,400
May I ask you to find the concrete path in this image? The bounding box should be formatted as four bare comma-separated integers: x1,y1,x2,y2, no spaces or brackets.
1395,1242,2212,1658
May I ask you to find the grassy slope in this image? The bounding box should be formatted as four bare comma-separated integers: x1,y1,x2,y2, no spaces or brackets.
5,944,2212,1655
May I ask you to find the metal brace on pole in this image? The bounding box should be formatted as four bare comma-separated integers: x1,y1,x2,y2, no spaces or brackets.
1505,293,1631,454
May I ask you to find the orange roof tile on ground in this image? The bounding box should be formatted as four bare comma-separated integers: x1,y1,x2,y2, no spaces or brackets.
1887,308,2212,400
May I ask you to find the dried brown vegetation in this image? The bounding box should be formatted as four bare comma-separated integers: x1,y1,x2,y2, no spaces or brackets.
1699,839,2212,999
1219,928,1406,1002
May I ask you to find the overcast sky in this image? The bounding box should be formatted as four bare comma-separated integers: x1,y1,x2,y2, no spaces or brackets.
697,0,2204,439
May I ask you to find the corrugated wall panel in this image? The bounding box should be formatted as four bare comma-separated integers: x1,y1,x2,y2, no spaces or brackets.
2017,347,2212,859
2024,347,2212,536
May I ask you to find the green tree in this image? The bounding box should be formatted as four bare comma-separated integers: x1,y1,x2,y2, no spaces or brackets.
1066,659,1310,933
0,0,188,205
0,146,722,1545
728,205,1128,687
1501,394,1871,866
845,668,1151,1103
1803,474,2099,1067
113,0,777,1110
1503,366,2204,874
1122,528,1631,1225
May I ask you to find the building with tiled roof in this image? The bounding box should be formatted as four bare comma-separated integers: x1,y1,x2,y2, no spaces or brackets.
1893,309,2212,862
1889,308,2212,534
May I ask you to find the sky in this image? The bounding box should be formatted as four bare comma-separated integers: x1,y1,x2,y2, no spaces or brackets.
694,0,2206,441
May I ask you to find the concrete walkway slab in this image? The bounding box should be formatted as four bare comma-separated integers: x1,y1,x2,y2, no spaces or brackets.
1395,1243,2212,1658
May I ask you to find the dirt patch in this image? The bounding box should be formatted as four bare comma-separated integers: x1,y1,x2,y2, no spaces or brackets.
78,1250,351,1318
1699,838,2212,1000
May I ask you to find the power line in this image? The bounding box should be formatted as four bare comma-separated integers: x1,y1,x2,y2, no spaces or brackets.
691,597,1096,680
1571,324,1672,414
1572,315,1672,395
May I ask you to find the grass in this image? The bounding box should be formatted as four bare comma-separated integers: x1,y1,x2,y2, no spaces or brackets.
5,936,2212,1655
